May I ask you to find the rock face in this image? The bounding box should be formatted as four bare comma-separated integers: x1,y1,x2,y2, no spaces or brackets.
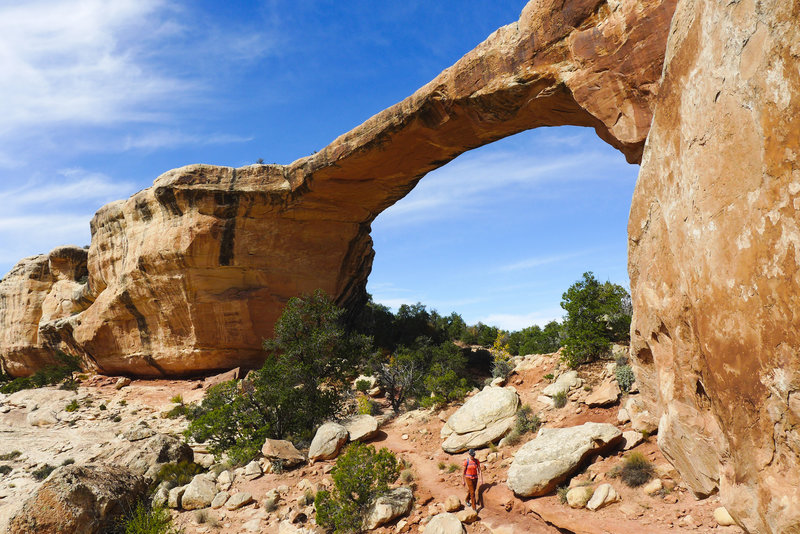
507,422,622,497
0,0,676,377
8,464,148,534
628,0,800,531
440,386,520,453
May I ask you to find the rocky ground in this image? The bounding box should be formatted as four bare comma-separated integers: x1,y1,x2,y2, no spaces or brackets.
0,353,745,534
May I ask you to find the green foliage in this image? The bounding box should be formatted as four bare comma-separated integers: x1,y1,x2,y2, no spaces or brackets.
552,390,567,409
187,290,372,462
65,399,79,412
371,339,468,413
0,451,21,461
447,463,459,473
616,364,635,392
507,321,563,356
153,461,205,488
100,403,107,411
118,502,181,534
515,404,541,434
357,396,380,416
620,452,654,487
490,334,514,379
31,464,56,480
355,379,370,394
0,465,12,475
560,272,632,368
61,458,75,466
557,485,570,504
0,351,81,394
543,373,554,381
314,443,400,534
170,395,183,405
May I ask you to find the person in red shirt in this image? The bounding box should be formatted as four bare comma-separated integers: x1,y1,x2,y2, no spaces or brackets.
462,448,483,510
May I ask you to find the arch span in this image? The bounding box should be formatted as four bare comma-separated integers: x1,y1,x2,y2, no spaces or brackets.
0,0,676,377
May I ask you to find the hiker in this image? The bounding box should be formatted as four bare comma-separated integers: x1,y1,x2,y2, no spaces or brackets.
463,448,483,510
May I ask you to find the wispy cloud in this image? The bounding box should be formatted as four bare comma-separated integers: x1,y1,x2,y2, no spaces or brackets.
0,170,135,209
121,131,254,151
496,250,594,273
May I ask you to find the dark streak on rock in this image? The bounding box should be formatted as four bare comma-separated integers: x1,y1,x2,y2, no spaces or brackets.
119,290,151,350
218,169,239,266
154,187,183,217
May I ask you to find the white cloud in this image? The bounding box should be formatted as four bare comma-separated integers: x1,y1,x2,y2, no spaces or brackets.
496,250,593,273
478,308,563,331
121,131,254,151
0,170,135,210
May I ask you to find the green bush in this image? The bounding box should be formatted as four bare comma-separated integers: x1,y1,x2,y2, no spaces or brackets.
0,351,81,394
187,290,372,463
357,396,380,416
65,399,79,412
117,502,181,534
619,452,654,487
315,442,400,534
0,451,21,461
31,464,56,481
153,461,205,489
552,391,567,409
515,404,541,434
355,379,371,394
543,373,554,381
616,364,635,392
560,272,632,368
0,465,12,475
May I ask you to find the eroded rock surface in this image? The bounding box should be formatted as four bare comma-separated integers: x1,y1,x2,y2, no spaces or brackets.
440,386,520,453
0,0,676,377
628,0,800,531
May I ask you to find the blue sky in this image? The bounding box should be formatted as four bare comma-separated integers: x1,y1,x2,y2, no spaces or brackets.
0,0,638,331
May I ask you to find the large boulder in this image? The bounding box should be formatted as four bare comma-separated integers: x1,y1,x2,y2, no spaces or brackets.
423,513,465,534
181,474,218,510
584,378,621,407
343,414,380,442
441,386,520,453
261,438,305,467
7,464,148,534
507,422,622,497
542,371,581,397
308,423,349,461
0,0,675,378
364,487,414,529
99,433,194,480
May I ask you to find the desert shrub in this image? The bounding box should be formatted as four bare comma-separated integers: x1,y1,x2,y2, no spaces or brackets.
552,390,567,409
615,353,629,366
515,404,541,435
560,272,632,368
315,442,400,534
357,396,380,416
399,468,415,484
0,351,81,394
170,395,184,405
616,364,635,392
557,485,570,504
619,452,654,487
113,415,122,422
490,334,514,379
0,451,21,461
355,379,371,394
187,290,372,463
0,465,12,475
100,403,107,410
117,502,181,534
271,459,285,474
31,464,56,481
447,463,459,473
65,399,79,412
437,461,446,470
61,458,75,466
153,461,205,488
543,373,554,381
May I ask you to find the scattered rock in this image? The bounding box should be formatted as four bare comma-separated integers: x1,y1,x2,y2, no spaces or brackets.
617,408,631,424
586,483,620,511
168,485,186,509
26,409,58,426
181,474,218,510
444,495,461,512
216,470,234,491
584,378,621,407
507,422,623,497
423,512,465,534
343,414,379,442
211,491,229,509
440,387,520,453
642,478,663,495
243,518,262,532
114,377,131,390
244,460,262,480
122,421,156,442
8,464,148,534
365,487,414,529
261,439,305,467
624,397,657,434
542,371,580,397
714,506,736,527
621,430,644,450
225,491,254,510
308,423,349,461
101,433,194,480
455,508,479,523
566,486,593,508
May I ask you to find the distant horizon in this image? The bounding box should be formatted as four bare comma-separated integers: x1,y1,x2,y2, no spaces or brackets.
0,1,636,331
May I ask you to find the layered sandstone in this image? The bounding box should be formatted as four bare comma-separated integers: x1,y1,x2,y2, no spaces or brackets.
0,0,675,377
628,0,800,531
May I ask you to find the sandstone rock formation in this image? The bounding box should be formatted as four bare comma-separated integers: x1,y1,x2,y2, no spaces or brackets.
0,0,676,377
628,0,800,531
507,422,622,497
8,464,148,534
440,386,520,453
308,422,348,461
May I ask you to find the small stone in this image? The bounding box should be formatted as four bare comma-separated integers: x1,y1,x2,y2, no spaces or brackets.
115,377,131,390
211,491,229,509
243,519,261,532
642,478,663,495
216,470,234,491
586,483,620,511
225,491,254,510
617,408,631,424
444,495,461,512
566,486,593,508
456,507,479,523
621,430,644,450
244,460,262,480
168,485,186,509
713,506,736,527
401,434,409,440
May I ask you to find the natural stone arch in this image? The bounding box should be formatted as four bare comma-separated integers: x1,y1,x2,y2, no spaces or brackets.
0,0,676,376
